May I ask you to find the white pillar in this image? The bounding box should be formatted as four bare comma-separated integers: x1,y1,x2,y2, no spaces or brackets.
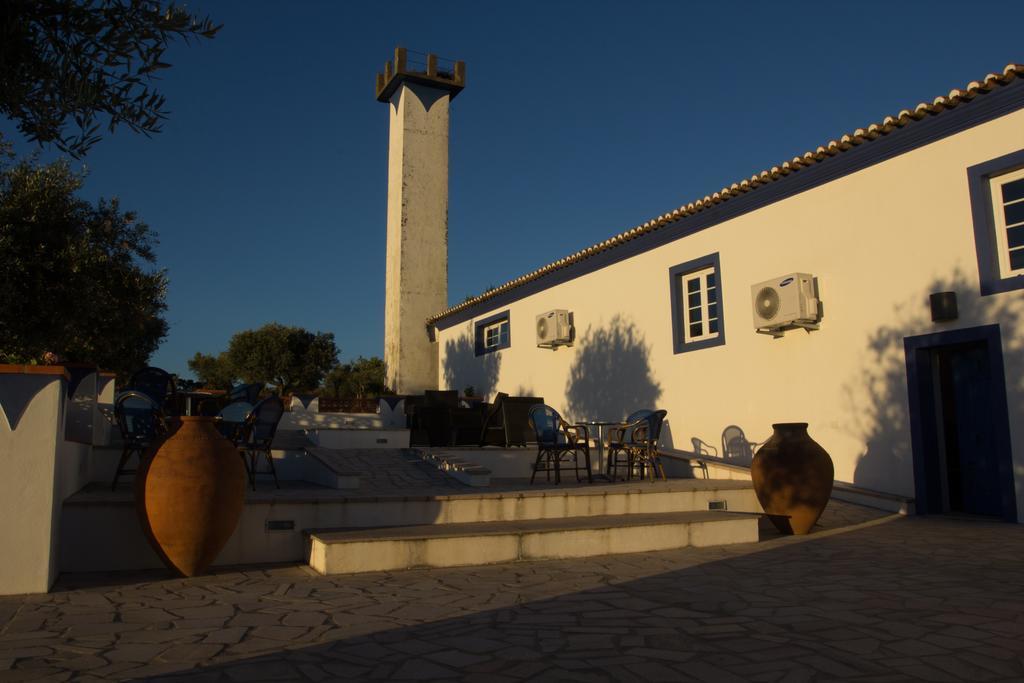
379,50,466,395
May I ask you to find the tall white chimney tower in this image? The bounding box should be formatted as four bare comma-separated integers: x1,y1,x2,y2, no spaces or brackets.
377,47,466,394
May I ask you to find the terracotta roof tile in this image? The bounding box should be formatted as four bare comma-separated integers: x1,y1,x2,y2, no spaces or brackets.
427,63,1024,325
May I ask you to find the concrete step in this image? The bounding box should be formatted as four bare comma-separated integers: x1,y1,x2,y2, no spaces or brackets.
306,510,759,574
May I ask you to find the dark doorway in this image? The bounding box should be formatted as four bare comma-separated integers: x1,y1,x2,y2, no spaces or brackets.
905,325,1017,521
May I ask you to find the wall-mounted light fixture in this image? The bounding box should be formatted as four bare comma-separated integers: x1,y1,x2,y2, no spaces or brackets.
929,291,958,322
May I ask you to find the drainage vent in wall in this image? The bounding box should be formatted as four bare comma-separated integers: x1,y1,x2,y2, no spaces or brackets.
708,500,728,511
266,520,295,532
376,438,388,444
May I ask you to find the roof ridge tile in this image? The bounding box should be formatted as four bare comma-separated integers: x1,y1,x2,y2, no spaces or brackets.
427,63,1024,325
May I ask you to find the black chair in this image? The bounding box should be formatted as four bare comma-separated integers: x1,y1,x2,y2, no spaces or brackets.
478,392,509,446
229,383,263,405
419,390,458,446
606,409,652,481
480,394,545,447
234,396,285,490
631,410,668,481
112,391,167,489
127,366,177,413
528,404,592,485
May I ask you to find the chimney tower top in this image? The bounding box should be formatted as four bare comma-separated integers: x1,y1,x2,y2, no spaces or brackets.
375,47,466,102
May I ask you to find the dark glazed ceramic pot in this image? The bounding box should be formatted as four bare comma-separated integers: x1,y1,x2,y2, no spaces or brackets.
136,417,246,576
751,423,834,535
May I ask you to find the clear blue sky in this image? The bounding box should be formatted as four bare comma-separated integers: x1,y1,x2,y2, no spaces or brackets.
3,1,1023,378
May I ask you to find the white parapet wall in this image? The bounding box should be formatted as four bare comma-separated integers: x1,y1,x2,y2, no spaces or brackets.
0,366,89,594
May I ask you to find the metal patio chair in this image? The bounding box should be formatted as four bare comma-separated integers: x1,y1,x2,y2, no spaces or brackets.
631,410,668,481
234,396,285,490
127,366,177,414
112,390,168,489
606,409,652,481
527,404,592,485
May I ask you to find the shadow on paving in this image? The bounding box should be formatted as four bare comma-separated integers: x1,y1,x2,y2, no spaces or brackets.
7,505,1017,682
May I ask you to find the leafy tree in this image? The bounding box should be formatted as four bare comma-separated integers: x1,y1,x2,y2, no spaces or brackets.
0,153,168,375
0,0,220,157
225,323,338,396
187,351,235,390
323,357,387,399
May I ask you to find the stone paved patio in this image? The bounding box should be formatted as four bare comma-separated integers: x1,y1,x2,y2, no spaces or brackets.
2,502,1023,681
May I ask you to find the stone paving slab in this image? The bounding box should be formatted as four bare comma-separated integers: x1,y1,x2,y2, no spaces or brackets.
3,502,1024,681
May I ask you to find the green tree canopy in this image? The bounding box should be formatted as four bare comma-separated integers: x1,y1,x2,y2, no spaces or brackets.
187,351,235,390
0,153,168,375
224,323,338,396
0,0,220,157
323,356,387,399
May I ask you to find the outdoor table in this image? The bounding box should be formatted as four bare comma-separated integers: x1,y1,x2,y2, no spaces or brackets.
577,420,623,478
179,390,224,416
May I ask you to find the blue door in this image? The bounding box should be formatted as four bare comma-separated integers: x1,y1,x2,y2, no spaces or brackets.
905,325,1016,521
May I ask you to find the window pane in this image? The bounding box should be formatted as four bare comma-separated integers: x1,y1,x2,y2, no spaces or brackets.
687,291,702,308
689,323,703,338
708,303,717,319
709,318,719,334
706,286,717,304
1008,225,1024,250
1004,201,1024,227
686,278,700,293
688,307,702,323
1002,177,1024,204
706,272,716,287
1010,248,1024,271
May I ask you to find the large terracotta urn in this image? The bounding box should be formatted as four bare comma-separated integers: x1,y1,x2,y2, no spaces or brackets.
136,417,246,576
751,423,833,535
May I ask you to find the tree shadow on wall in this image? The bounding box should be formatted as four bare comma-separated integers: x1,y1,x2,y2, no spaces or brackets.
442,335,500,399
564,315,662,423
842,269,1024,494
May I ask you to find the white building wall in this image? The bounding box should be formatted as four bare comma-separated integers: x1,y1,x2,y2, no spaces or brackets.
436,109,1024,513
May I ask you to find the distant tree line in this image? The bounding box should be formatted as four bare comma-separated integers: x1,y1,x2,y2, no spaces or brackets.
188,323,387,399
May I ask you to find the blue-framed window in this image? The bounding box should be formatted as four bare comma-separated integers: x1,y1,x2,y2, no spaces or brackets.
967,148,1024,295
474,310,511,356
669,253,726,354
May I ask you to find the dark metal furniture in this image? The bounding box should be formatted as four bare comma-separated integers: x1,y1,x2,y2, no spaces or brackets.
528,404,592,484
632,410,668,481
229,383,263,405
606,409,652,481
234,396,284,490
127,366,177,413
112,390,167,489
480,394,545,447
607,410,668,481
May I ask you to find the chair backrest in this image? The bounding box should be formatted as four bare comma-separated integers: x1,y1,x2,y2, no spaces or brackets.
425,389,459,408
482,392,509,425
528,404,563,446
503,396,546,445
229,383,262,405
722,425,753,461
115,391,166,444
128,366,176,409
636,410,667,447
622,409,653,442
244,396,285,447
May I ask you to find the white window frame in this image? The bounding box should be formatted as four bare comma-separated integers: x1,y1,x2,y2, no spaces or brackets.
680,265,719,344
990,166,1024,278
482,319,509,349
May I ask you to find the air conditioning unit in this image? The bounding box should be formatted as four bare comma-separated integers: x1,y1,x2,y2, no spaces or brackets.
751,273,821,338
536,309,573,348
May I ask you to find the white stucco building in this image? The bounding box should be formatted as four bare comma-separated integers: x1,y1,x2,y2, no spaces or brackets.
385,58,1024,522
